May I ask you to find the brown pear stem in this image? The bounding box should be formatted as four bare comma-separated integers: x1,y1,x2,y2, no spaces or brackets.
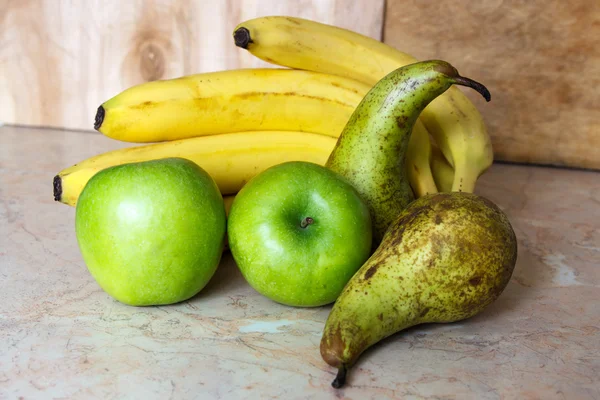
331,364,347,389
453,76,491,102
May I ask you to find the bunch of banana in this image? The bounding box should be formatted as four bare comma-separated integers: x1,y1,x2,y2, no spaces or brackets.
56,69,438,206
233,16,493,193
55,15,486,207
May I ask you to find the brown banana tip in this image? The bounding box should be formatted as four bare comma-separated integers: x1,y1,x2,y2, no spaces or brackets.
53,175,62,202
94,105,105,130
233,27,252,49
331,364,348,389
454,76,491,102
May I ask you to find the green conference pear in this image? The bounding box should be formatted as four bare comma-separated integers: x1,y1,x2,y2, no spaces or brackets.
326,60,491,245
320,192,518,388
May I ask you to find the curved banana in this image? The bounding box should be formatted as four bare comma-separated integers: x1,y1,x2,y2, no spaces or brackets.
233,16,493,193
430,143,455,193
405,120,438,197
54,131,337,207
95,68,370,143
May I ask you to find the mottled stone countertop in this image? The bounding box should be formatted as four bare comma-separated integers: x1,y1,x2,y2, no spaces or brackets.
1,125,599,399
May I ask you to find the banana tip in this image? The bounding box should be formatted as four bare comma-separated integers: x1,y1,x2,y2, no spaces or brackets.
53,175,62,202
94,105,105,130
233,27,252,49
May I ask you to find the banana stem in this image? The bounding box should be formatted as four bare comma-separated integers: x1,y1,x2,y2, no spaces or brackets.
331,364,347,389
53,176,62,202
94,106,105,130
233,27,252,49
453,76,491,102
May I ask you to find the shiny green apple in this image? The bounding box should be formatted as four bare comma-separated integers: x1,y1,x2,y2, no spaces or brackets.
227,161,372,307
75,158,226,306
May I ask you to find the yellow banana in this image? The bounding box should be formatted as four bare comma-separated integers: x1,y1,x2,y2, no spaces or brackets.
430,143,455,193
95,68,369,143
405,120,438,197
54,131,337,207
233,16,493,193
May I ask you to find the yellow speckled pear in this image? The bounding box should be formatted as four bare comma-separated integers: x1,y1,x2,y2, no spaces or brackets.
320,192,518,388
326,60,491,244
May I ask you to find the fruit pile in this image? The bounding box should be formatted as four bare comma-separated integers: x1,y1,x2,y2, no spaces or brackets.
53,17,517,388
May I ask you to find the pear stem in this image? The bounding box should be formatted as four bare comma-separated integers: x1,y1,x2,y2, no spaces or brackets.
300,217,314,229
453,76,491,102
331,365,347,389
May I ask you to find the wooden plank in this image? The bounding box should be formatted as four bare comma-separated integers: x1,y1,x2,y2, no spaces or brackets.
0,0,384,131
383,0,600,170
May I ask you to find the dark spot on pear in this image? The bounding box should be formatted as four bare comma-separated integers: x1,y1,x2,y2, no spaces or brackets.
364,264,379,280
469,276,482,286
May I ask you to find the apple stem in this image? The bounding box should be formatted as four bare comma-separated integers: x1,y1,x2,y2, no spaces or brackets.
331,364,347,389
300,217,314,229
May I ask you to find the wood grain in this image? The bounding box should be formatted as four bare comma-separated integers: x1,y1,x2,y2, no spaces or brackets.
0,0,384,131
384,0,600,169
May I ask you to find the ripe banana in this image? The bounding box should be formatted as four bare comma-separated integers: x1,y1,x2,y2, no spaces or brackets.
54,131,337,207
233,16,493,193
430,143,456,193
405,120,438,197
95,68,369,143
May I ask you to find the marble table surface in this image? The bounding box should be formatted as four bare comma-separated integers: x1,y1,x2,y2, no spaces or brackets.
1,125,599,400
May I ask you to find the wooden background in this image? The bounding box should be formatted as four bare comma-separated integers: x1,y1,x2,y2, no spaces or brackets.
384,0,600,170
0,0,384,131
1,0,598,170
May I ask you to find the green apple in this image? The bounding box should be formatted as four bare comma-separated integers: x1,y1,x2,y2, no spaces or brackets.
227,161,372,307
75,158,226,306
